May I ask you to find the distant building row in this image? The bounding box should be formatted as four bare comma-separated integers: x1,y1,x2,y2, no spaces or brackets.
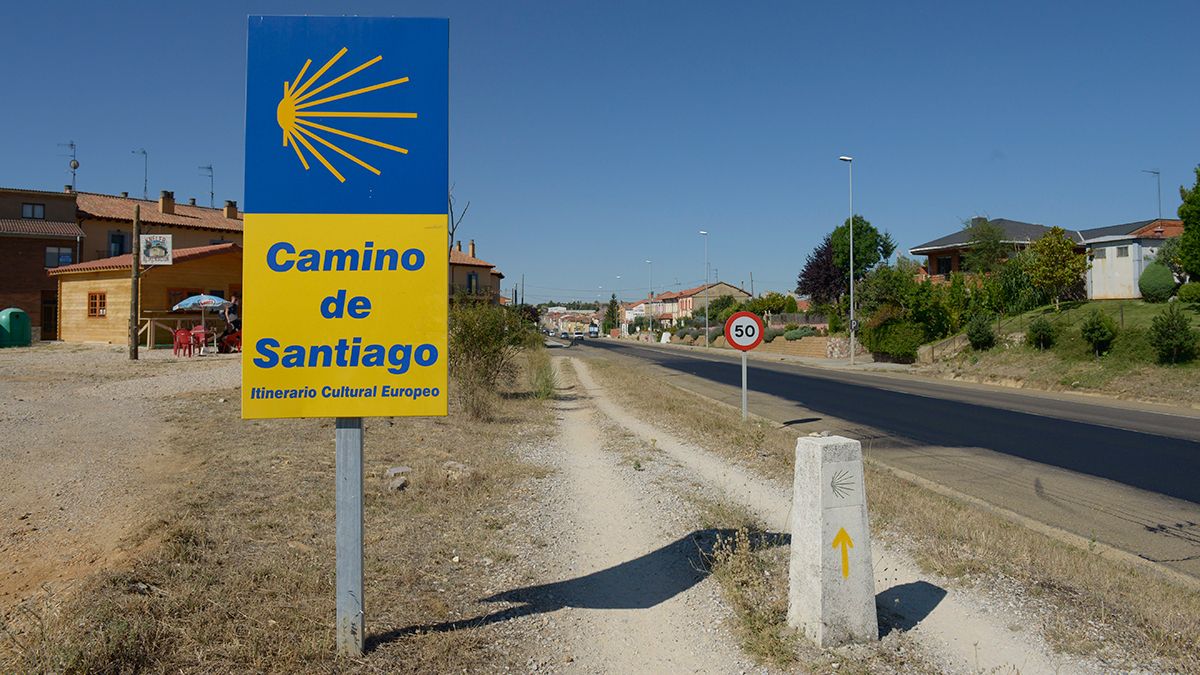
623,281,750,327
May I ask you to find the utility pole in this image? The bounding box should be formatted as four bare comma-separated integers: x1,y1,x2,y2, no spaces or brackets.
521,274,525,305
750,271,755,297
128,205,141,360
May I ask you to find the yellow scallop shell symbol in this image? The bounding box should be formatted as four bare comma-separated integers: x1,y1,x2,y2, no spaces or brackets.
276,47,418,183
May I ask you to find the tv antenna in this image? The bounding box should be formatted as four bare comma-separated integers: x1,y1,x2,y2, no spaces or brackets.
59,141,80,190
131,148,148,199
199,164,214,207
1141,169,1162,220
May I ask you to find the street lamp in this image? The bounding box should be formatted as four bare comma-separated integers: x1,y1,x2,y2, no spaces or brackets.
699,230,709,346
839,155,855,366
645,259,653,336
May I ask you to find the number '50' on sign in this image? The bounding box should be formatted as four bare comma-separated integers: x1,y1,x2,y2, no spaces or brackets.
724,311,764,351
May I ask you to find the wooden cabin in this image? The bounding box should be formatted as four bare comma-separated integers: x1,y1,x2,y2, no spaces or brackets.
49,242,242,344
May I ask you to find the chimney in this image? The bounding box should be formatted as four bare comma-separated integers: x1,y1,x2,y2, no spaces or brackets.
970,216,988,228
159,190,175,215
469,239,476,258
455,240,462,252
120,191,128,198
188,197,196,206
223,200,238,219
63,185,73,194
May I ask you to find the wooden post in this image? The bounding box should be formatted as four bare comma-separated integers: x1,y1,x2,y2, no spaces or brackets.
128,205,141,360
335,417,365,656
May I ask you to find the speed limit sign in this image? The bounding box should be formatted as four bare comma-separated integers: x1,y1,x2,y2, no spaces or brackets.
724,311,764,352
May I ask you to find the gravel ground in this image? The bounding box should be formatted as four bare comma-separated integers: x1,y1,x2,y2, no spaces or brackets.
0,343,238,612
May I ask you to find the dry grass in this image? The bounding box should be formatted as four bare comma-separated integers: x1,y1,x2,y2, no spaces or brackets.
586,353,1200,672
690,498,939,674
583,357,795,478
0,363,555,673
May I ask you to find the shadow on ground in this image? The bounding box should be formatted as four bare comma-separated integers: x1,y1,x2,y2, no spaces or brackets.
366,528,788,651
876,580,947,637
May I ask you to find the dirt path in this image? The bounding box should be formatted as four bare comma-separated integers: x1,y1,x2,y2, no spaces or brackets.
513,359,753,672
0,345,238,612
568,356,1108,674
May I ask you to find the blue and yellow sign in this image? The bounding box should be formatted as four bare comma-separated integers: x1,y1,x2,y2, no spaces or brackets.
243,17,448,419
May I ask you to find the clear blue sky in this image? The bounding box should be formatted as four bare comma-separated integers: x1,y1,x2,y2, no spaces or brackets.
3,1,1197,303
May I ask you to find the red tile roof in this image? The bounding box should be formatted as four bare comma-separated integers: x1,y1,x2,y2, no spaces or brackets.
76,192,243,233
49,242,241,275
449,248,497,268
0,218,85,238
449,248,504,278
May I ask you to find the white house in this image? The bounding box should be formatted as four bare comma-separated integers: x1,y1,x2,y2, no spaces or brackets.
1081,219,1182,299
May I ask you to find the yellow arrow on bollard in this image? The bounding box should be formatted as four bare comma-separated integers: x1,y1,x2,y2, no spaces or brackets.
832,527,854,578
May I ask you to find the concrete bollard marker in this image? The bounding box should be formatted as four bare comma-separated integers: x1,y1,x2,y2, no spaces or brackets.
787,434,878,646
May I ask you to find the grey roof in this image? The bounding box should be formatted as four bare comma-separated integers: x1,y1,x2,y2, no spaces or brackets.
910,218,1083,253
1077,219,1155,240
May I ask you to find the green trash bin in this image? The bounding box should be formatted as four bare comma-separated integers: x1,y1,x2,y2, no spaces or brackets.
0,308,32,347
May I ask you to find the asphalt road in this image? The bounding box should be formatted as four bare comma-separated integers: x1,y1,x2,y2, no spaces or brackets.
570,338,1200,578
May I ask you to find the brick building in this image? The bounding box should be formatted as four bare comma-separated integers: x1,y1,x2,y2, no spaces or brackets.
0,187,85,339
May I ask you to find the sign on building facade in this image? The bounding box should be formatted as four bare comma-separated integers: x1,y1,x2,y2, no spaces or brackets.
139,234,173,265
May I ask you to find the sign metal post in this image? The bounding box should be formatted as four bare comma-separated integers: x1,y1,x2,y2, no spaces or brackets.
724,311,764,420
335,416,364,655
741,351,748,419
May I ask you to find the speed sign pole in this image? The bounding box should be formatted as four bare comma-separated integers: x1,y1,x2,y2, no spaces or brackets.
724,311,765,419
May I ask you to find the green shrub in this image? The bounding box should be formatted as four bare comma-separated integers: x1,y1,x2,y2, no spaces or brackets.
827,311,845,334
1149,303,1198,364
1138,262,1176,303
1080,308,1118,356
783,326,817,341
449,302,534,419
860,306,924,362
784,323,800,331
868,322,925,363
1178,282,1200,304
763,327,785,343
965,314,996,350
1025,316,1056,350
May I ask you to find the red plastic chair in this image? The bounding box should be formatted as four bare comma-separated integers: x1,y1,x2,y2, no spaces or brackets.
191,325,212,355
173,329,193,357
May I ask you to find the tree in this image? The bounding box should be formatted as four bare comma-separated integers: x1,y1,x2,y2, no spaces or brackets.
1028,226,1089,311
962,217,1010,274
1080,308,1118,357
1149,302,1198,364
830,215,893,280
796,234,845,304
1179,166,1200,279
604,293,620,332
1155,237,1185,281
855,263,917,318
447,187,470,253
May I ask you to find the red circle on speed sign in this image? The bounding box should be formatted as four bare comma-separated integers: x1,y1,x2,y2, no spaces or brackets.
724,311,764,351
